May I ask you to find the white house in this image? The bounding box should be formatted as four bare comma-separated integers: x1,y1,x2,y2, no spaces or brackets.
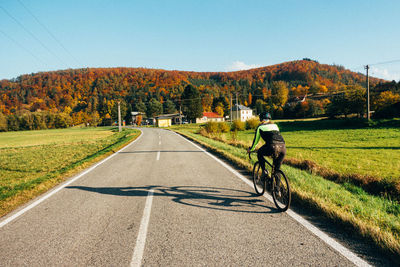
232,104,253,121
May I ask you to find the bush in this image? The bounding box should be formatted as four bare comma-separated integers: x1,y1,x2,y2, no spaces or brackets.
32,112,47,130
19,113,35,130
0,113,7,132
205,121,220,133
219,122,230,133
245,117,259,129
55,113,73,128
231,120,245,131
7,115,20,131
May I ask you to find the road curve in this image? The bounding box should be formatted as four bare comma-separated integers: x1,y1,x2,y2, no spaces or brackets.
0,128,363,266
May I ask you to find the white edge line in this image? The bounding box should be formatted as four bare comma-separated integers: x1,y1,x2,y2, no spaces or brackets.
130,189,154,267
0,129,143,229
173,131,371,267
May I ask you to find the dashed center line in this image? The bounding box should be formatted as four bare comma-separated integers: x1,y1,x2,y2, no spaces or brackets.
130,189,154,267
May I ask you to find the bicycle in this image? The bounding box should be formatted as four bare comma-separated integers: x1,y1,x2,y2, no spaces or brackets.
248,151,291,211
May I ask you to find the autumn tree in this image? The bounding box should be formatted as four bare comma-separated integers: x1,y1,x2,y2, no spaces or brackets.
248,92,252,106
373,91,400,118
136,114,142,126
345,85,365,117
373,91,400,111
215,104,224,117
182,84,203,123
271,81,289,108
212,97,229,116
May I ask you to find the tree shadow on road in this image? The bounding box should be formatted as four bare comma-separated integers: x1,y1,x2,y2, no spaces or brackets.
66,185,280,214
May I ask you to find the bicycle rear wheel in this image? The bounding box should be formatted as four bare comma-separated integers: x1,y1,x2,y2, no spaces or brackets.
272,170,291,211
252,162,266,196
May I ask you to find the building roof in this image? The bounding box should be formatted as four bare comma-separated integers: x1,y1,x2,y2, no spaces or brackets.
203,112,223,118
131,111,145,115
232,104,252,111
155,113,183,119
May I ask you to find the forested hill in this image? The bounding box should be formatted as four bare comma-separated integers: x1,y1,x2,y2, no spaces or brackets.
0,59,394,126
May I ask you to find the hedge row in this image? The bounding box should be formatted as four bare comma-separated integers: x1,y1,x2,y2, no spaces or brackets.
0,111,73,132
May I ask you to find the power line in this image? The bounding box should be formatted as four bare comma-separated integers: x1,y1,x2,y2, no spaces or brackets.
369,59,400,66
0,29,46,66
0,5,69,68
16,0,82,67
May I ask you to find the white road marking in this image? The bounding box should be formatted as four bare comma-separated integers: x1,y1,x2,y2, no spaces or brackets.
175,131,371,267
156,151,160,160
0,129,143,229
130,189,154,267
159,141,161,145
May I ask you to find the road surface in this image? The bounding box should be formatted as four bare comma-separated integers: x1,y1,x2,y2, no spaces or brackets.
0,128,370,266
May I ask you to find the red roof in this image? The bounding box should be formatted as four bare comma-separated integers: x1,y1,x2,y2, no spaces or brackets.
203,112,222,118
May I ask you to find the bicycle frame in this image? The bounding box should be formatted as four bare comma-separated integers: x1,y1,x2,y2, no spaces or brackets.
248,151,274,171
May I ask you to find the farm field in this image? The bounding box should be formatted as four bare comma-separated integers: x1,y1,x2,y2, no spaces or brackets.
233,120,400,182
0,127,140,217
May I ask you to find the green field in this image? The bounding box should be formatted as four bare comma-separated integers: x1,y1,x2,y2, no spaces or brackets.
232,120,400,181
0,127,140,217
170,119,400,259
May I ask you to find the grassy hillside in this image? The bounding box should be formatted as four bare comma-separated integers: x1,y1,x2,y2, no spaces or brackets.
0,127,140,217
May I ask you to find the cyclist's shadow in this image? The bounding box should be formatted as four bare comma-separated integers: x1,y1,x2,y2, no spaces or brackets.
67,185,280,214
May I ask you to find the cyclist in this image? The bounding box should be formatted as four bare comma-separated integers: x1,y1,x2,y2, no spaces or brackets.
247,112,286,174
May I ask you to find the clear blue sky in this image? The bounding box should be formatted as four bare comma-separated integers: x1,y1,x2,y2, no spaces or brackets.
1,0,399,81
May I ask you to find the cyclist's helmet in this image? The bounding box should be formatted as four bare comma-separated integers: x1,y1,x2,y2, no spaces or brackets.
259,112,272,121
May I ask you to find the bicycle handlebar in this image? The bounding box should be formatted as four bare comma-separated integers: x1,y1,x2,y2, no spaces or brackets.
247,150,258,160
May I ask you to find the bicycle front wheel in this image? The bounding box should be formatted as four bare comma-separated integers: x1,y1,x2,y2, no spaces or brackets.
252,162,266,196
272,170,291,211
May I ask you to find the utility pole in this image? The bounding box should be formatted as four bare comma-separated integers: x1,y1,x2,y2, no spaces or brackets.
179,101,182,125
365,65,370,120
118,101,122,132
236,92,239,121
230,94,232,123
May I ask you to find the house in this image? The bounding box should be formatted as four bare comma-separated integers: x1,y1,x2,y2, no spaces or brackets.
231,104,253,121
156,115,172,127
155,113,185,127
286,95,307,107
196,112,225,123
131,111,145,125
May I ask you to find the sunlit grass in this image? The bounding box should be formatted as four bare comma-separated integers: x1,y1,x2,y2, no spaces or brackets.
0,127,140,217
234,127,400,181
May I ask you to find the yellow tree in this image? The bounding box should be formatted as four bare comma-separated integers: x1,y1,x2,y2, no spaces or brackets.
374,91,400,110
215,103,224,117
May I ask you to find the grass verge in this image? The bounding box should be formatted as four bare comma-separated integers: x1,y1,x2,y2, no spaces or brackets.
0,127,140,218
171,125,400,262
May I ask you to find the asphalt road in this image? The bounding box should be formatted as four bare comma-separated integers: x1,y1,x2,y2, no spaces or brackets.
0,128,368,266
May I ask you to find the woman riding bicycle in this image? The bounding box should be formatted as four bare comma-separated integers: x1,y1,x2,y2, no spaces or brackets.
247,112,286,173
